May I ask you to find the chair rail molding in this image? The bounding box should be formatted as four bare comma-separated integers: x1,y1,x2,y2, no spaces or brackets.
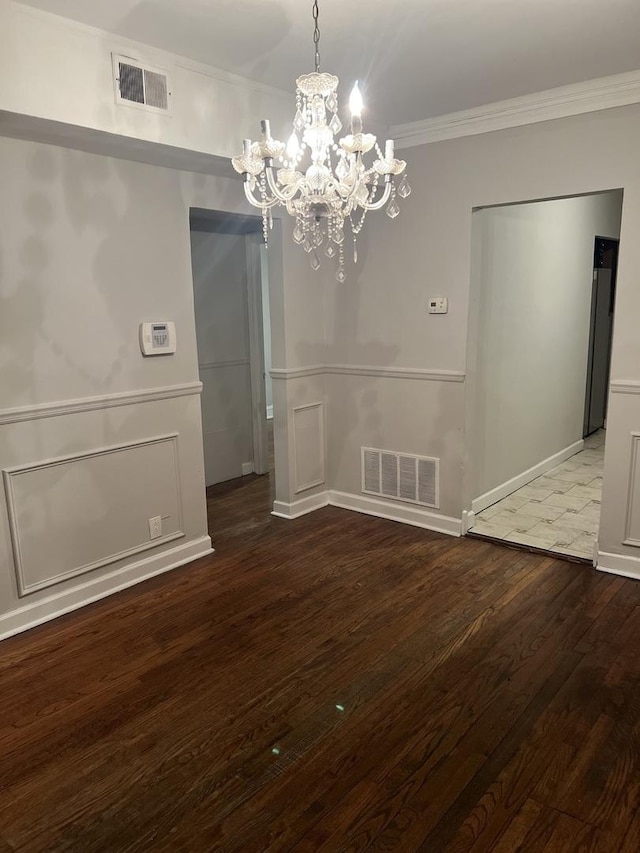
0,381,203,426
270,365,465,382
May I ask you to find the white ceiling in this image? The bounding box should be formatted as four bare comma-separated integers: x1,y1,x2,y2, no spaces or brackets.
16,0,640,126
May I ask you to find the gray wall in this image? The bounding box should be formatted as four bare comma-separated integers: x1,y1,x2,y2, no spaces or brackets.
472,192,622,500
0,135,325,638
190,229,254,484
323,102,640,569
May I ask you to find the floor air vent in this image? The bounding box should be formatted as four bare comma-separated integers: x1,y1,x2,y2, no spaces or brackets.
113,55,171,112
362,447,439,508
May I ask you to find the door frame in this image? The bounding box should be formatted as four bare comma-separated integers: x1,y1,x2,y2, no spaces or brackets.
461,189,624,539
245,231,269,476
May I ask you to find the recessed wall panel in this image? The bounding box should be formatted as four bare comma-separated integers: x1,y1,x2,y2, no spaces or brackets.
3,435,184,595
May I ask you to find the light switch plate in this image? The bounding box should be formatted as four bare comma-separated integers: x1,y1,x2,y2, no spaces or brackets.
428,297,448,314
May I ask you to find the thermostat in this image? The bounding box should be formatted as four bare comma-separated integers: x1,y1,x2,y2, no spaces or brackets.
139,322,176,356
428,297,448,314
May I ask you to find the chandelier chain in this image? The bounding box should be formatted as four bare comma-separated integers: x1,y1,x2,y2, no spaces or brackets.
312,0,321,72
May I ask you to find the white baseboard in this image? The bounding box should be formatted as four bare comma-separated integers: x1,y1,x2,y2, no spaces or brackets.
461,510,476,534
328,490,462,537
472,439,584,514
596,550,640,580
0,535,213,642
242,461,255,476
272,491,330,519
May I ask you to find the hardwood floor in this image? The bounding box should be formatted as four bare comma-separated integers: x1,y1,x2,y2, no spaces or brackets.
1,474,639,851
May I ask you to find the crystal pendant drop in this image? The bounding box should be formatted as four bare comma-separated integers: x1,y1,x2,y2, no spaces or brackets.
333,228,344,244
386,198,400,219
326,92,338,112
310,250,321,271
336,267,346,283
313,228,323,247
335,156,349,182
293,108,305,132
268,209,273,229
325,243,336,258
293,225,304,244
329,113,342,134
302,236,313,253
397,175,412,199
353,238,358,264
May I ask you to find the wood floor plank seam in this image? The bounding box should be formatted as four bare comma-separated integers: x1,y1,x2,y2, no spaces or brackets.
1,472,639,851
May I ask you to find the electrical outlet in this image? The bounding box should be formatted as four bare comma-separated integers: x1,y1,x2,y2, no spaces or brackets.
149,516,162,540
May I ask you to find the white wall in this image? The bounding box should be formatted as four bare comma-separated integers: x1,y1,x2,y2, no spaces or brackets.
0,1,291,158
190,229,254,485
0,133,327,638
472,192,622,500
323,102,640,575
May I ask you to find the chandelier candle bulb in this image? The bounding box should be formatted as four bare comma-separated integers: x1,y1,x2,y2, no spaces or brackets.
349,81,364,133
230,0,409,280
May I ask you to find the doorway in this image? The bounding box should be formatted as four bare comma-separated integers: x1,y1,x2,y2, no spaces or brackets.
465,190,623,562
584,237,618,437
189,209,275,534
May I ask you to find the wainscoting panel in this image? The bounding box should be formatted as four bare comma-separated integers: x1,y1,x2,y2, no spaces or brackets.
3,435,184,596
293,402,326,494
624,432,640,547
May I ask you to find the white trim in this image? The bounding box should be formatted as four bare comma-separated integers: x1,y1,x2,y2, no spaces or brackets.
272,491,330,519
623,433,640,548
270,365,465,382
3,434,184,596
0,536,213,642
272,489,461,536
199,359,249,371
610,381,640,395
245,232,269,478
0,381,203,426
327,365,465,382
461,510,476,534
472,439,584,514
266,405,274,420
328,490,461,537
292,402,326,494
392,69,640,149
597,550,640,581
270,365,326,380
241,461,255,477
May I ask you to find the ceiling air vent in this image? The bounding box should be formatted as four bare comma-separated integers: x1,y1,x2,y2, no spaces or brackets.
362,447,439,509
113,54,171,113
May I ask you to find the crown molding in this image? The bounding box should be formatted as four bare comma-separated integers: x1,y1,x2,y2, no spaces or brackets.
392,70,640,149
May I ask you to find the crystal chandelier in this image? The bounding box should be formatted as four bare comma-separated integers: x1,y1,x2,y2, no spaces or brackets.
231,0,411,282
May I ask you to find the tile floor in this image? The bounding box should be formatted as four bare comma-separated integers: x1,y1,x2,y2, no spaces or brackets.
469,430,605,560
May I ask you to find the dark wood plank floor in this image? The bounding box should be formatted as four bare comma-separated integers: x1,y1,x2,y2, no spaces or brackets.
1,473,639,851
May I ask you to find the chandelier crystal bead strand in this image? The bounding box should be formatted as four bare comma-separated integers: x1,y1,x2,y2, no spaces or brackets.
231,0,410,282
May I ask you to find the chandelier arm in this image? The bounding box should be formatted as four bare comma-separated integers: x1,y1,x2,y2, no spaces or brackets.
243,179,280,209
264,166,305,202
359,180,393,211
325,178,361,200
